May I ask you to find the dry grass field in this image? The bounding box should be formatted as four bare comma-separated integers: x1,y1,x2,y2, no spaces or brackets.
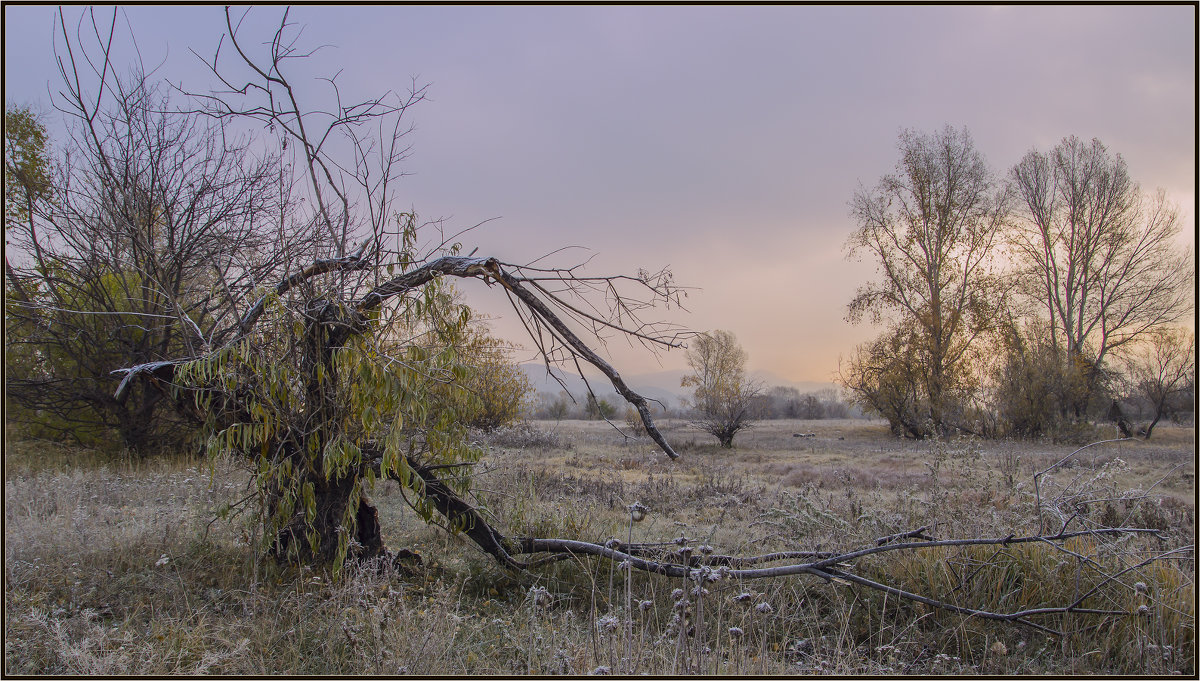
5,418,1194,675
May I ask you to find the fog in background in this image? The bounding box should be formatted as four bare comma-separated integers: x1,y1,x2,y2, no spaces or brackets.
4,5,1193,385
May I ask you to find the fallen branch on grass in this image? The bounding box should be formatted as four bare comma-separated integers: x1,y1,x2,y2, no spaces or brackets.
404,453,1184,636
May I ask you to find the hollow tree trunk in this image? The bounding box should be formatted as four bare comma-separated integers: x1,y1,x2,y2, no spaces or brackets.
269,474,386,564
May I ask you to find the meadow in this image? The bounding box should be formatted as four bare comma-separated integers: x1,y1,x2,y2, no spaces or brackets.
4,418,1194,675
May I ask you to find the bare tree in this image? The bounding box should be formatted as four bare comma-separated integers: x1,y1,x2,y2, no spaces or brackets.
682,330,761,447
1120,328,1195,438
186,6,428,264
1009,136,1193,417
846,126,1009,437
4,9,301,452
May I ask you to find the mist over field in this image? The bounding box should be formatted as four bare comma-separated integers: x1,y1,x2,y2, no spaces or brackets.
519,363,839,410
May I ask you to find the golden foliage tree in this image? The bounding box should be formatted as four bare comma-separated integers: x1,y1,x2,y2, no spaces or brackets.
844,126,1008,437
454,317,534,431
682,329,761,447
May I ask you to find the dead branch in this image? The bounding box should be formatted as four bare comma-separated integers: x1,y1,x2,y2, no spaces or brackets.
114,254,683,457
355,445,1182,637
1032,437,1132,533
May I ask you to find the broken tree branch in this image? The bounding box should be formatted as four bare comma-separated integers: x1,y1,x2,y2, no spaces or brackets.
372,449,1180,636
114,254,683,457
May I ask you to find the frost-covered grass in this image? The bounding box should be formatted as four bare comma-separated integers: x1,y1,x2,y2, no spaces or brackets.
5,421,1194,675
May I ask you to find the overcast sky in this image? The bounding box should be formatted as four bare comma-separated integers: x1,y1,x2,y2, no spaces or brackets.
4,5,1195,385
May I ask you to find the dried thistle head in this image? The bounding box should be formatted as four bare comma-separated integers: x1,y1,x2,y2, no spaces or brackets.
528,585,552,609
627,502,649,522
596,614,620,633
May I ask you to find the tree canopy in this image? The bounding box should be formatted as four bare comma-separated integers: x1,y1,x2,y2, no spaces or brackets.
844,126,1007,437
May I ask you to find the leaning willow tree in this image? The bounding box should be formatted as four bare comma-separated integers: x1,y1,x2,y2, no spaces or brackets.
124,239,686,568
98,9,1185,640
96,6,687,570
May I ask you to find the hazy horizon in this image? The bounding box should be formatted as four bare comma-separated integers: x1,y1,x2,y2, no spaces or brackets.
4,5,1194,383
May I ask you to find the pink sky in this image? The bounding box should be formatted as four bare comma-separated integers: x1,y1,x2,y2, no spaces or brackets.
5,5,1194,383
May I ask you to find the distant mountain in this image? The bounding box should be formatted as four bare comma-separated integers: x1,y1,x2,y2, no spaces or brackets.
519,363,839,409
519,364,682,409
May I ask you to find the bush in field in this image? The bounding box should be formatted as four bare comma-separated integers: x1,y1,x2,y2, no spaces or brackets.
585,393,617,420
840,324,930,438
624,405,648,435
990,319,1104,439
478,421,567,451
455,317,534,431
683,330,762,447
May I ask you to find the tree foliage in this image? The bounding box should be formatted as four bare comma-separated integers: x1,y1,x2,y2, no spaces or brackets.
987,317,1095,439
3,107,53,232
450,307,535,431
682,329,761,447
584,393,618,420
839,324,928,438
4,107,54,269
844,126,1008,437
174,230,494,567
